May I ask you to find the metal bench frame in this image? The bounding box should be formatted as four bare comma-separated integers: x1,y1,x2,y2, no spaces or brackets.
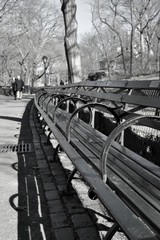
34,80,160,240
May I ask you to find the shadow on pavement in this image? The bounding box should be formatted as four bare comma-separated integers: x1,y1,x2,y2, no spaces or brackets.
0,116,22,122
9,99,52,240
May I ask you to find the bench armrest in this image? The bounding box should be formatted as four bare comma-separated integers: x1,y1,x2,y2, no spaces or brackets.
45,94,69,114
66,102,120,142
53,96,88,122
101,115,160,182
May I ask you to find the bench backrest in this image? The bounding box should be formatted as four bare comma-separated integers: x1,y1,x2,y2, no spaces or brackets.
36,79,160,166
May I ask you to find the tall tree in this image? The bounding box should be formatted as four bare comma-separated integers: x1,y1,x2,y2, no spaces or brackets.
60,0,82,83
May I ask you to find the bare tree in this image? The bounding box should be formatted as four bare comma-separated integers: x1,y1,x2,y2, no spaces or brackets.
0,0,18,19
0,0,64,87
91,4,111,79
132,0,160,73
92,0,127,76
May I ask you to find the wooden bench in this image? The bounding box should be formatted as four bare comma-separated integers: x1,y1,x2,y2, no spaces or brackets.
34,80,160,240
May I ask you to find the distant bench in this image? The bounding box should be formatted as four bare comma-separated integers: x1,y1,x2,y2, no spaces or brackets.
34,80,160,240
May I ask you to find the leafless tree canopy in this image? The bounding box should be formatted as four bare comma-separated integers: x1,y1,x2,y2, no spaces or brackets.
80,0,160,79
0,0,66,86
0,0,160,85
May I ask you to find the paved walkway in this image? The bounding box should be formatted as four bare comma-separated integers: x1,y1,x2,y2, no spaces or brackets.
0,95,51,240
0,95,119,240
0,95,32,240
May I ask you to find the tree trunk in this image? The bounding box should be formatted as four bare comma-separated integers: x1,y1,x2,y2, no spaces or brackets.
140,30,143,74
61,0,82,83
129,0,133,77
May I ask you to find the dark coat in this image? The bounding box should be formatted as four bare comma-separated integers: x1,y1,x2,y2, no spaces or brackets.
15,79,24,91
12,81,17,92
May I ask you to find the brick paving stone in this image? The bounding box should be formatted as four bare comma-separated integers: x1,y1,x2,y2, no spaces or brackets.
36,156,46,161
50,162,63,170
34,145,42,150
33,140,42,144
62,195,80,204
43,182,57,191
35,123,41,127
66,201,86,215
45,190,60,201
71,213,94,228
47,156,55,162
47,200,64,213
54,228,75,240
54,175,67,185
35,149,44,155
51,164,64,175
34,142,41,146
50,213,71,229
37,161,48,168
76,227,101,240
42,173,53,179
36,154,46,159
43,145,54,154
40,135,48,142
39,168,50,175
32,127,39,132
42,175,53,183
32,133,40,138
34,147,42,151
51,169,65,176
56,184,67,192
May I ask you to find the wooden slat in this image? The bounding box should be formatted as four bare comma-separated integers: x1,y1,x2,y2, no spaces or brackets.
46,88,160,109
44,80,160,90
53,108,160,233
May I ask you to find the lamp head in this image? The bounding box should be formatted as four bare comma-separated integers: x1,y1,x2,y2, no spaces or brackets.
42,55,48,63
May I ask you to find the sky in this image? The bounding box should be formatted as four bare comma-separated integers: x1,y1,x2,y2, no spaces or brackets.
76,0,93,38
54,0,93,39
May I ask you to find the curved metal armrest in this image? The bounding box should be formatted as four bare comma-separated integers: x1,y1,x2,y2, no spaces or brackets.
42,94,51,110
45,93,69,114
45,93,56,114
36,90,47,106
53,96,88,123
66,102,120,143
101,115,160,182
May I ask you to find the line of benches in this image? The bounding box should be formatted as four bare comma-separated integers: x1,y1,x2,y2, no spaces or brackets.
34,79,160,240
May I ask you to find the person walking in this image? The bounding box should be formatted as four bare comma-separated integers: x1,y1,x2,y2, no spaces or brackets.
60,80,64,85
15,75,24,100
11,77,17,100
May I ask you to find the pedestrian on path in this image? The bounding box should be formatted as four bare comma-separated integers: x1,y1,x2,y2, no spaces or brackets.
11,77,17,100
15,75,24,100
60,79,64,85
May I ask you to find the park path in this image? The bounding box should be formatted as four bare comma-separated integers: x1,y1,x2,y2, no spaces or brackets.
0,96,32,240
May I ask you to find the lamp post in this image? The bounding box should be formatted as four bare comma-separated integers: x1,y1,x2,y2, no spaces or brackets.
42,55,48,87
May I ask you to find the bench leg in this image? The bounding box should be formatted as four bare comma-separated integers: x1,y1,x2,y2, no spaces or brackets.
47,130,52,144
42,122,47,133
37,112,41,119
66,167,77,193
39,118,45,128
52,143,60,162
104,223,119,240
88,188,97,200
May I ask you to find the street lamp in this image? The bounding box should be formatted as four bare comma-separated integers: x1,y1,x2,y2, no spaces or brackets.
42,55,48,86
